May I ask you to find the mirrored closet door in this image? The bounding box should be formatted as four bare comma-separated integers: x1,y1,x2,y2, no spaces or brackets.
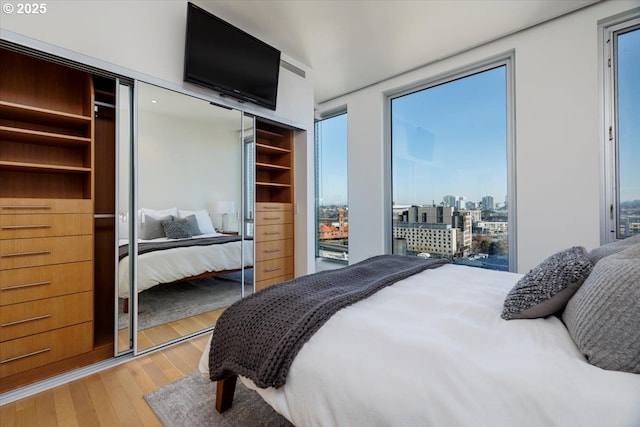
124,81,252,353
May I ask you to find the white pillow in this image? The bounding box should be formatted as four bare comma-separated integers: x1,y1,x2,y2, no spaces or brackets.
141,207,178,220
178,209,216,234
138,208,179,235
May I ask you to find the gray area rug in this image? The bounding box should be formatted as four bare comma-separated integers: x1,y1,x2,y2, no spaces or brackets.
144,372,293,426
119,272,253,330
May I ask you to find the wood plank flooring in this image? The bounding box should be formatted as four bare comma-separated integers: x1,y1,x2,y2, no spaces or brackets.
1,308,225,427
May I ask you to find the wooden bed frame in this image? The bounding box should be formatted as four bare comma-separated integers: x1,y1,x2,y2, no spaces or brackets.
216,375,239,412
122,267,251,313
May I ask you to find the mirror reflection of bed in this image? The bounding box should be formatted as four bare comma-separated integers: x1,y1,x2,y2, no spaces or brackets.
118,82,251,352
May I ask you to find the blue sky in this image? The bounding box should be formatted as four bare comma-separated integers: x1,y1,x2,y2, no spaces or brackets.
618,27,640,203
316,113,348,206
317,34,639,207
391,66,507,205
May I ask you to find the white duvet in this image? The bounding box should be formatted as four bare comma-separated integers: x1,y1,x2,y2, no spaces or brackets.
200,263,640,427
118,233,253,298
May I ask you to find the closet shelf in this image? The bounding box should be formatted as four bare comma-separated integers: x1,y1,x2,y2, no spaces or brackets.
0,126,92,147
256,162,291,171
0,101,92,127
256,181,292,188
0,161,92,174
256,143,291,154
256,128,285,139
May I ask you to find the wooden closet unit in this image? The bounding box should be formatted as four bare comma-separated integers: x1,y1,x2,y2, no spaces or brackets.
0,48,97,390
254,121,295,290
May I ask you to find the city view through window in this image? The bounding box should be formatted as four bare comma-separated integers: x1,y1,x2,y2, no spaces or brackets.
616,26,640,238
315,113,348,263
391,65,510,271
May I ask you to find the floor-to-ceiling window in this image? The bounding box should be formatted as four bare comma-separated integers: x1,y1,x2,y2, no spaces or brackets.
315,113,348,270
390,59,514,271
604,16,640,241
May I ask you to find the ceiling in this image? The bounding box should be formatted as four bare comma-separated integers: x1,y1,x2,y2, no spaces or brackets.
196,0,601,104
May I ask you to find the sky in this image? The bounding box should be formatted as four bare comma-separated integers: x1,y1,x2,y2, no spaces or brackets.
316,67,507,207
316,113,348,206
391,65,507,206
618,27,640,203
317,32,639,207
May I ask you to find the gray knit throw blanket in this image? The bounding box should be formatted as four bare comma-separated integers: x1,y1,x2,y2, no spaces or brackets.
209,254,448,388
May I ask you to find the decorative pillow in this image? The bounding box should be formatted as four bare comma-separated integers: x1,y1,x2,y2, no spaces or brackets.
140,215,172,240
183,214,202,236
162,218,192,239
179,209,216,234
141,207,179,221
501,246,593,320
562,243,640,374
138,207,179,234
587,234,640,264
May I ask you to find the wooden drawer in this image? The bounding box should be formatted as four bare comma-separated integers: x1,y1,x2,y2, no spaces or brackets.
255,256,293,281
254,224,293,242
0,322,93,378
0,235,93,270
1,291,93,342
255,273,294,291
255,202,292,212
0,213,93,239
0,261,93,305
255,210,293,226
0,198,92,214
255,239,293,262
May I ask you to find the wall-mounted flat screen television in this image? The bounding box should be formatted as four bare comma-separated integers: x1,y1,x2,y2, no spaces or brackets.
184,2,281,110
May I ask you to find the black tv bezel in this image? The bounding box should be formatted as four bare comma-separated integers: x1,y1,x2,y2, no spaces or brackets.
184,2,281,111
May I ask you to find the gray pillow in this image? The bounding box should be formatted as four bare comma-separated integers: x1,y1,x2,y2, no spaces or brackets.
587,234,640,264
562,243,640,374
162,218,192,239
501,246,593,320
183,214,202,236
140,215,172,240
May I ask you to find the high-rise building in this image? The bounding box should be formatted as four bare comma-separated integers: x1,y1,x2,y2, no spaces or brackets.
482,195,495,210
393,205,472,256
443,195,456,208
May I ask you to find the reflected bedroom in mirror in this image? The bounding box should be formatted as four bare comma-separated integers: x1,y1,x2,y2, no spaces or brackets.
117,81,253,353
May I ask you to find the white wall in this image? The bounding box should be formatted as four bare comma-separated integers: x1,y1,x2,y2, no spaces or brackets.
1,0,316,275
317,1,638,272
137,113,241,214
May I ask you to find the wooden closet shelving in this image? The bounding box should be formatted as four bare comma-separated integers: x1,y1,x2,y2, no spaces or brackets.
254,121,295,290
0,47,98,392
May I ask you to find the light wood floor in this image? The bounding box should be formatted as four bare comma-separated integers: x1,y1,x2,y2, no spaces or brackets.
1,308,225,427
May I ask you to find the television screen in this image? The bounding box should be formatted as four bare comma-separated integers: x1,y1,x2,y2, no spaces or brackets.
184,2,281,110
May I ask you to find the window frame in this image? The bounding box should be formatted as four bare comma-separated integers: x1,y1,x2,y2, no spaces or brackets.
384,52,517,272
314,110,349,260
601,12,640,243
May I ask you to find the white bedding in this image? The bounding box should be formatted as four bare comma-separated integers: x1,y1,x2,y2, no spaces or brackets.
118,233,253,298
200,263,640,427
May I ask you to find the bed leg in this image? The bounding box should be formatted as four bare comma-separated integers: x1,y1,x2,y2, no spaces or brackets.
123,297,129,314
215,375,237,413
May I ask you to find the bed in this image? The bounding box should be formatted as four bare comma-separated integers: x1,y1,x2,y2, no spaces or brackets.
118,207,253,306
200,241,640,427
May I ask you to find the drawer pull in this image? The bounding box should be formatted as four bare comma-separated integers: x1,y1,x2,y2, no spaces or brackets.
2,224,51,230
1,250,51,258
1,280,51,291
1,348,51,364
263,249,281,254
263,232,281,236
263,206,281,210
1,314,51,328
263,216,281,221
264,267,282,273
1,205,51,210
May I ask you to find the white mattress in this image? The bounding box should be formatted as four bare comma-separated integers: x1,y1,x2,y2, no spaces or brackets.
118,233,253,298
200,263,640,427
